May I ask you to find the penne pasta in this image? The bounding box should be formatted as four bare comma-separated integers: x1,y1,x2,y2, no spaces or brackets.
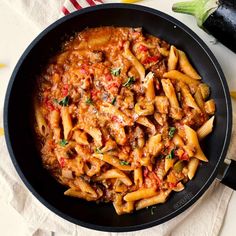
74,177,97,198
73,130,89,145
93,154,134,171
136,116,156,135
205,99,216,115
168,45,179,71
179,81,201,112
163,70,200,92
143,72,156,101
146,134,163,156
53,127,61,142
34,102,48,137
184,125,208,162
123,41,145,81
134,167,143,187
135,190,171,210
82,126,102,147
61,107,73,140
197,116,215,140
187,157,200,180
161,79,179,108
135,100,154,116
161,79,183,120
199,83,210,100
49,110,60,128
113,194,134,215
154,96,169,114
172,133,184,147
178,50,201,80
64,188,98,201
94,168,128,182
108,122,127,145
165,157,175,172
124,188,157,202
194,87,205,112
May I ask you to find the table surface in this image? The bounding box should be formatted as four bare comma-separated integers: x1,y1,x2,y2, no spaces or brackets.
0,0,236,235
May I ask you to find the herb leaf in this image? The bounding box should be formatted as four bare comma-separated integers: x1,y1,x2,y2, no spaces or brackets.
95,147,103,154
120,160,130,166
86,97,93,105
111,68,121,76
59,139,68,147
167,149,175,159
122,77,135,87
111,97,116,105
169,127,176,138
53,98,59,104
58,96,69,106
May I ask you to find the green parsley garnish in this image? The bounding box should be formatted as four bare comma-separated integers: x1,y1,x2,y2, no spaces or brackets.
86,97,93,105
58,96,69,106
110,68,121,76
122,77,135,87
120,160,130,166
169,127,176,138
167,149,175,159
95,147,103,154
151,206,156,215
111,97,116,105
59,139,68,147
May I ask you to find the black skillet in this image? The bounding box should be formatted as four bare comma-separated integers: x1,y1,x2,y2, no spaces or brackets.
3,3,235,232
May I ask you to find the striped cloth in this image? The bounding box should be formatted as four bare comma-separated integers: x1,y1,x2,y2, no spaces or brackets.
62,0,104,15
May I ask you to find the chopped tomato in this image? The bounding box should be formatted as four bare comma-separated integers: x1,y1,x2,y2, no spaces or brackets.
91,89,100,99
105,74,113,81
111,115,120,123
80,68,89,75
168,182,178,188
45,100,55,111
62,84,69,96
59,157,66,168
139,44,148,52
107,81,120,90
144,56,159,64
179,151,190,161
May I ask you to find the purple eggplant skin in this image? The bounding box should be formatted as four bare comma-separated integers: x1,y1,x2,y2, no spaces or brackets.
203,0,236,52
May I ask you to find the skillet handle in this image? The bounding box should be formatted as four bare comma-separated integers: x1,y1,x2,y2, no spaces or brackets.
220,159,236,190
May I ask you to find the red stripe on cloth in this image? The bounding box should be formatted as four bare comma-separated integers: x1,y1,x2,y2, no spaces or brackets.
95,0,104,3
69,0,83,9
86,0,96,6
62,6,70,15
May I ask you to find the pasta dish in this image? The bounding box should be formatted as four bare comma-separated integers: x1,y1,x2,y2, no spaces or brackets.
34,27,215,215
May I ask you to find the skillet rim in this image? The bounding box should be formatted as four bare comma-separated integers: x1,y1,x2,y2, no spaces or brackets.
3,3,232,232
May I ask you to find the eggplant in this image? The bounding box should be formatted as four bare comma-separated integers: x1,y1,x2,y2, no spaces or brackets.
172,0,236,53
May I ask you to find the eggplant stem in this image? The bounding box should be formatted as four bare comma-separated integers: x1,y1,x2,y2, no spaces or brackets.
172,0,198,15
172,0,219,27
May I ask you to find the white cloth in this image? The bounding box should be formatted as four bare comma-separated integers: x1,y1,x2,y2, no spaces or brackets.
0,0,235,236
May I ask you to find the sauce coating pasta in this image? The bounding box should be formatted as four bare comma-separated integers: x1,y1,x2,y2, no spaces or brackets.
34,27,215,215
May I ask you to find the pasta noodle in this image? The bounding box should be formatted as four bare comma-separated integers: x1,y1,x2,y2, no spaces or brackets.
178,50,201,80
168,45,179,71
34,27,215,215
